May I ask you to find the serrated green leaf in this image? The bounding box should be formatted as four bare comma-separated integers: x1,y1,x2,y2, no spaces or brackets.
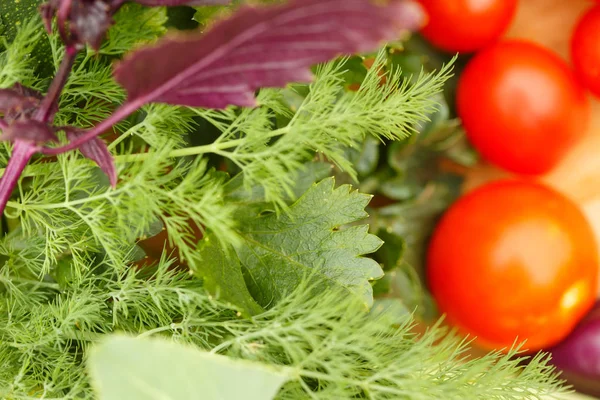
235,177,383,308
89,335,289,400
193,6,228,26
195,235,264,316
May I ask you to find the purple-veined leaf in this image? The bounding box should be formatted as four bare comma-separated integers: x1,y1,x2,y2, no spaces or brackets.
0,85,44,122
66,128,117,187
0,120,57,143
11,83,45,100
114,0,424,109
0,89,26,112
71,0,115,49
133,0,229,6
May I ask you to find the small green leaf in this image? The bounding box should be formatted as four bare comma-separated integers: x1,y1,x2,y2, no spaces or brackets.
236,178,384,308
347,136,380,178
89,335,289,400
225,161,332,205
166,6,199,31
374,229,405,271
339,55,369,86
193,5,230,26
195,234,264,316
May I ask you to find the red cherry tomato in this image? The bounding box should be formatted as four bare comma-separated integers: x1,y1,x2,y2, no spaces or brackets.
457,40,590,175
418,0,518,53
571,5,600,97
427,179,598,352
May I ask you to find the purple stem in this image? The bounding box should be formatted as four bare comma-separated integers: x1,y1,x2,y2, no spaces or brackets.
41,99,143,155
0,119,7,131
57,0,74,47
35,46,78,124
0,140,40,214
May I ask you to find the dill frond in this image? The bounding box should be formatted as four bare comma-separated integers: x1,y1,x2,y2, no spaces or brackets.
0,18,43,88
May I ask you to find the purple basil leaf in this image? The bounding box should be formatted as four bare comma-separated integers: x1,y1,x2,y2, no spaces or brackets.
11,83,45,100
0,85,44,120
0,90,26,113
40,2,56,35
133,0,229,6
0,120,57,143
41,0,228,49
42,0,120,49
114,0,424,109
71,0,115,49
66,128,117,187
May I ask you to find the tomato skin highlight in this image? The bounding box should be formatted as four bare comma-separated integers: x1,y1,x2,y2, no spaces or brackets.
417,0,517,53
457,40,590,175
427,179,598,352
571,5,600,97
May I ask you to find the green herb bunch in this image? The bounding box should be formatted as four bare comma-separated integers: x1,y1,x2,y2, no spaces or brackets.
0,2,566,399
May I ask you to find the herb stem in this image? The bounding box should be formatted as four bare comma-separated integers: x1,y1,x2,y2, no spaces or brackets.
136,324,181,339
36,46,78,124
114,126,290,163
0,275,60,290
42,99,144,155
0,140,39,215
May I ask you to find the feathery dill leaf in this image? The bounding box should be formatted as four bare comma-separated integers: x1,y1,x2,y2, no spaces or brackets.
186,52,454,207
0,18,43,89
0,260,565,399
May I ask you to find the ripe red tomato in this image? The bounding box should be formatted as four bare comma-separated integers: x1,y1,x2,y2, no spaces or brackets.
571,5,600,97
427,180,598,352
457,40,590,175
418,0,517,53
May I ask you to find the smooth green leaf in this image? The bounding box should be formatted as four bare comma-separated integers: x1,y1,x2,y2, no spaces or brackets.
344,135,380,178
225,161,332,205
89,335,289,400
195,234,264,316
236,177,384,308
374,228,405,271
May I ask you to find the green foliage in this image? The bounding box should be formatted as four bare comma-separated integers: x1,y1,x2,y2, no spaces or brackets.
196,234,265,316
0,0,44,41
0,5,566,400
326,41,478,320
85,281,566,400
101,4,167,56
0,18,43,89
89,335,288,400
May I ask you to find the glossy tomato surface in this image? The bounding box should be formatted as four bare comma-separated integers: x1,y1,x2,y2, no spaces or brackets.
427,180,598,352
457,40,589,175
418,0,517,53
571,5,600,97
